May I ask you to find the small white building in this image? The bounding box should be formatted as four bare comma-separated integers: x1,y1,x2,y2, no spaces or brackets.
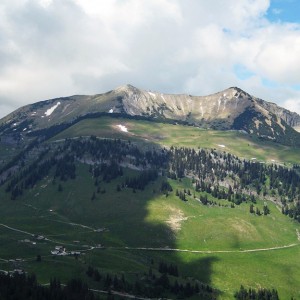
55,246,64,251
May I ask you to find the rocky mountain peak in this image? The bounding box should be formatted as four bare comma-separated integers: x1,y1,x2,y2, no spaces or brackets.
1,85,300,146
114,84,140,94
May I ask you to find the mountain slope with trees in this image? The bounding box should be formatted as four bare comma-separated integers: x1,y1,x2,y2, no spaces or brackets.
0,90,300,299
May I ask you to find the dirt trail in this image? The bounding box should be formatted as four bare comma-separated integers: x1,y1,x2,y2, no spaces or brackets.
107,242,300,254
0,223,33,237
90,288,162,300
47,219,96,231
1,222,299,258
0,223,85,248
42,283,165,300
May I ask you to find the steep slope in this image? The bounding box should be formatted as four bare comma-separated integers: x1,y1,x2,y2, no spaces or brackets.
1,85,300,146
255,98,300,127
113,85,251,129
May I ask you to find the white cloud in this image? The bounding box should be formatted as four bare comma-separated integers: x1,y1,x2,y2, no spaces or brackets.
272,8,282,15
0,103,15,118
282,98,300,115
38,0,53,8
247,24,300,84
0,0,300,119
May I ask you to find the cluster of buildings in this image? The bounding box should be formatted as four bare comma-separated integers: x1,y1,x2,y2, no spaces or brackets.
51,246,80,256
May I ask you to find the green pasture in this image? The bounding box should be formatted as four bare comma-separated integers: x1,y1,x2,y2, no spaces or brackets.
0,162,300,299
51,117,300,164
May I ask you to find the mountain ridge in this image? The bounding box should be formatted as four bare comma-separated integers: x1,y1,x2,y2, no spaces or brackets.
1,85,300,146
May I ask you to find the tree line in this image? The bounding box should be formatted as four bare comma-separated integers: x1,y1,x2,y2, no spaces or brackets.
0,273,98,300
86,265,216,299
166,146,300,220
2,137,300,222
234,285,279,300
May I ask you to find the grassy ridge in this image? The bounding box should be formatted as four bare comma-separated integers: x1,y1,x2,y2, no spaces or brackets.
51,117,300,164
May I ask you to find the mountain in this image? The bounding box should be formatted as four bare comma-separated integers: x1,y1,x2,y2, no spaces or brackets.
1,85,300,299
1,85,300,146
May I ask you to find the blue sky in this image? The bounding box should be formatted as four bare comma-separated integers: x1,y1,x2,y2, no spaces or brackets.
0,0,300,117
267,0,300,23
233,0,300,91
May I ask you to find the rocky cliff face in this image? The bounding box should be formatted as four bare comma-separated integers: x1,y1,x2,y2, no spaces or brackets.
109,85,300,143
1,84,300,145
112,85,252,130
255,98,300,128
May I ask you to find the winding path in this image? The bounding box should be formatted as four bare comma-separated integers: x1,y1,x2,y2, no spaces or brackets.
42,283,170,300
105,242,300,254
0,223,85,248
1,222,299,257
0,223,34,237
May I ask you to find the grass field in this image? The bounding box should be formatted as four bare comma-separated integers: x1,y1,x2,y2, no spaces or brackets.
51,117,300,164
0,161,300,299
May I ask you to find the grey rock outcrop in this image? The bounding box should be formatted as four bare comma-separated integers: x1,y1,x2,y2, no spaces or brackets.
1,84,299,145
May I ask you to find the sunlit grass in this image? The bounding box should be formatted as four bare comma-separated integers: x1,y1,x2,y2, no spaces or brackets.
51,117,300,164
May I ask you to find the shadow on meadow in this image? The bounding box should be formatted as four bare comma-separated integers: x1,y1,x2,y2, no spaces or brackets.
0,133,223,298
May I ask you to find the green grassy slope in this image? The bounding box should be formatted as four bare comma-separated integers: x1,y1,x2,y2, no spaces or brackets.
51,117,300,164
1,116,300,299
0,162,300,299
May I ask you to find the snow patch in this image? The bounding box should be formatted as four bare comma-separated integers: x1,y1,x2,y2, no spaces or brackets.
218,144,226,148
251,158,256,160
223,99,227,111
13,123,17,126
217,98,221,112
148,92,156,99
117,125,128,132
109,109,113,113
45,102,61,116
161,94,166,102
23,128,27,131
200,104,204,117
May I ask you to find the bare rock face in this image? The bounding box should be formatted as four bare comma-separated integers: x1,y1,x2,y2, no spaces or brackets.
1,84,300,146
109,85,300,140
111,85,254,130
255,98,300,128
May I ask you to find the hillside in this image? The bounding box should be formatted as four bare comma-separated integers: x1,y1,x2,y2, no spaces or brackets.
0,88,300,299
